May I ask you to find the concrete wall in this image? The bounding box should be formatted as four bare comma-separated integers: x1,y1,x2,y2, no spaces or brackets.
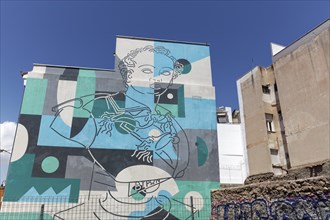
238,67,272,175
2,37,219,219
273,23,330,168
237,66,286,175
217,123,247,184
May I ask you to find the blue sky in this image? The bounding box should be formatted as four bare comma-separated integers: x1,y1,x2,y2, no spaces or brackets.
1,0,329,123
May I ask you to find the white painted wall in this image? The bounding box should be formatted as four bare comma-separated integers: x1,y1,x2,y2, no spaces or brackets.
217,123,247,184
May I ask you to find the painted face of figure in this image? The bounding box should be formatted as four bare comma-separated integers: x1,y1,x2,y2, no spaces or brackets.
126,51,176,95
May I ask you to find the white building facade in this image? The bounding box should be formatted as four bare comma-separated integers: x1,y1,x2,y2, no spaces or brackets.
217,107,248,185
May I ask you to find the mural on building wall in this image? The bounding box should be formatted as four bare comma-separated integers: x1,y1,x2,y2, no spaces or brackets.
3,38,219,219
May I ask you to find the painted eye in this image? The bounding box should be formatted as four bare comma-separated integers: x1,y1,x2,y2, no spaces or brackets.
161,71,171,76
141,68,153,74
160,67,173,76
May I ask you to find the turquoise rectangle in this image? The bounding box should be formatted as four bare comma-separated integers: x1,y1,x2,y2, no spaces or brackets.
21,78,48,115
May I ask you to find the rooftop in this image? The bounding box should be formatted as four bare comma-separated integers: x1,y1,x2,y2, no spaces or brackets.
117,35,210,46
273,19,330,62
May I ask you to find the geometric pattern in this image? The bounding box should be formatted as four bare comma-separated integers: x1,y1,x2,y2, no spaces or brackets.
4,36,220,219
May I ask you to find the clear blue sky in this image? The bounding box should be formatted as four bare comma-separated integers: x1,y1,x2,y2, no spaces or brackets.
1,0,329,123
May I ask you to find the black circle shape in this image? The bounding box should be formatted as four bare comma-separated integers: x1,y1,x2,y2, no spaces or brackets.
176,59,192,74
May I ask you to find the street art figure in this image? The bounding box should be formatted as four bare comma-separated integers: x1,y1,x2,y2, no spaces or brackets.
102,45,190,179
51,45,189,177
50,45,191,218
3,37,220,219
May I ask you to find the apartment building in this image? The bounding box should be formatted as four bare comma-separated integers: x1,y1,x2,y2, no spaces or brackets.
237,19,329,176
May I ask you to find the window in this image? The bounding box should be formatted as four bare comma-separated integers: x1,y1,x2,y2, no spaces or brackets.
217,113,228,123
270,148,278,155
262,85,270,94
265,113,275,132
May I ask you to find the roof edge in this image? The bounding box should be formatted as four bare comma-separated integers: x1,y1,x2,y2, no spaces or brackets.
273,18,330,62
33,63,115,72
116,35,210,46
